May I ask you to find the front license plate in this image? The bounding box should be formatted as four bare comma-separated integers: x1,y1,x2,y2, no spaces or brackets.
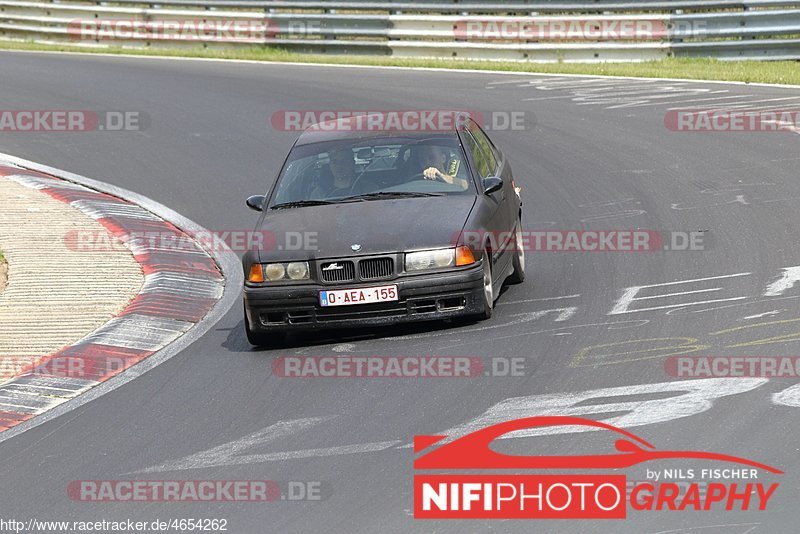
319,285,398,307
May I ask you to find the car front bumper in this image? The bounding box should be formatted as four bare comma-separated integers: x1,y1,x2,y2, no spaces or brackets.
243,265,485,332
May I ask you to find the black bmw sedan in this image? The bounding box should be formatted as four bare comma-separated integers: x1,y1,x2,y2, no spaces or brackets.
242,115,524,346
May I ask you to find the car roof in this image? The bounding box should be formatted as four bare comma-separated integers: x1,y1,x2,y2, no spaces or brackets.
294,112,469,146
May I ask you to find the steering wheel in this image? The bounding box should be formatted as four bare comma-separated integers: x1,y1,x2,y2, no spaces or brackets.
348,168,370,192
409,171,447,184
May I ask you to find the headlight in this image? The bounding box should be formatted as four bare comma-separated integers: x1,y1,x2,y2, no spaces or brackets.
255,262,310,282
405,248,455,271
286,261,310,280
264,263,286,281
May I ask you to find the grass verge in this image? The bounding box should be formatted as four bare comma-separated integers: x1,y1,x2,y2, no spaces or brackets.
0,40,798,85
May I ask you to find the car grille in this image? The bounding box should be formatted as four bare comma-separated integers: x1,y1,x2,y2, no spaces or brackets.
358,257,394,281
320,261,355,282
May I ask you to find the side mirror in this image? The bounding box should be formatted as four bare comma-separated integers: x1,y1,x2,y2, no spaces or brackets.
246,195,266,212
483,176,503,195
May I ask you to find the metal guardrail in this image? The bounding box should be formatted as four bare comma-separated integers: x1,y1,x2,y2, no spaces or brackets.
0,0,798,61
46,0,800,11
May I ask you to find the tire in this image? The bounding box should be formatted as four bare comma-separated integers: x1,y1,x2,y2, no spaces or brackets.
478,250,494,320
507,216,526,284
244,307,286,347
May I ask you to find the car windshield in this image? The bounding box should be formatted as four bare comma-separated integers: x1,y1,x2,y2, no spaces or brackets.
269,136,474,207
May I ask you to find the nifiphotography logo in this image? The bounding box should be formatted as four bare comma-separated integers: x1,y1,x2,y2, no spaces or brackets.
413,416,782,519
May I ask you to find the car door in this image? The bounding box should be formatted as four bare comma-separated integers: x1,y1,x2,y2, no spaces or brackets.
460,121,513,283
473,122,520,227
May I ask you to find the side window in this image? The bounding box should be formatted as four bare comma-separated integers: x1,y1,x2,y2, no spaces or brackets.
473,123,502,165
463,131,495,179
470,125,499,172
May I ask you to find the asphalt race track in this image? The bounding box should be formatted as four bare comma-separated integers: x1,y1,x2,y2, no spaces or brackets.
1,51,799,532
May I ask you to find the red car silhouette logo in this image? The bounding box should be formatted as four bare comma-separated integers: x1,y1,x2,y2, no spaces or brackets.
414,416,782,473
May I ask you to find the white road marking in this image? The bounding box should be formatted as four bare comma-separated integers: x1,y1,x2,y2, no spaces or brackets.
140,377,773,464
773,384,800,408
528,79,634,90
219,441,402,463
609,273,751,315
139,440,402,472
433,378,768,443
763,266,800,297
742,310,782,320
646,522,760,534
578,198,637,208
497,294,580,306
575,91,715,108
135,417,334,472
386,306,577,341
706,102,800,112
761,196,800,203
620,94,744,109
700,182,776,190
574,86,691,99
605,91,724,110
670,194,749,211
665,295,800,316
523,94,593,102
486,80,526,85
501,73,799,116
134,415,402,472
704,96,800,107
630,288,730,302
611,297,750,315
10,51,800,91
579,210,647,222
667,96,800,110
607,319,650,329
528,78,632,88
433,319,649,351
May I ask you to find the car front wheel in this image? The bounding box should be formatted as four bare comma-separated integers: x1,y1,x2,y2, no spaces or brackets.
507,215,526,284
478,250,494,320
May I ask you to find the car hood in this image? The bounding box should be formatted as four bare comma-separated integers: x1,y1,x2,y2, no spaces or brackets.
255,195,476,261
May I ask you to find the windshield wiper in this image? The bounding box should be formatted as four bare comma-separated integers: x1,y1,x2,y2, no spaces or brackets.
272,192,444,208
338,191,445,201
270,199,343,210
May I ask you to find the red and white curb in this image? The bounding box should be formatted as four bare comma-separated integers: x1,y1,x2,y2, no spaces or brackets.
0,155,242,440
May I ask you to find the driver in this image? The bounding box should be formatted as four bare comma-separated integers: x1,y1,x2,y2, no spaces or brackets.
311,148,359,198
419,145,469,190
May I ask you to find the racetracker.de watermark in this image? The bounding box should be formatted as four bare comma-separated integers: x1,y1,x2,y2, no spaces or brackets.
666,356,800,378
67,480,330,502
453,18,684,40
66,18,320,42
272,356,526,378
457,230,707,252
64,229,318,253
665,109,800,132
270,110,534,132
0,110,147,132
0,356,139,379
